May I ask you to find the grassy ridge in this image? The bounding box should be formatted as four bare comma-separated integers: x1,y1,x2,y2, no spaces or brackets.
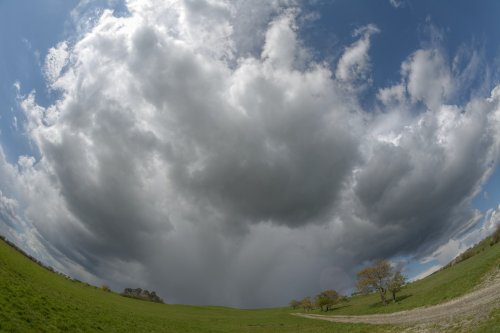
310,237,500,316
0,238,390,333
1,235,498,332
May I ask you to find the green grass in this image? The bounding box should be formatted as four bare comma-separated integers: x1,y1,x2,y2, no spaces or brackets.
0,238,391,333
1,236,498,332
304,238,500,316
472,308,500,333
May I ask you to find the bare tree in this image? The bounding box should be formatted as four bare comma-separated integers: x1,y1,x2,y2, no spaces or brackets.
289,299,300,309
300,296,313,311
491,223,500,245
388,271,406,302
356,259,392,305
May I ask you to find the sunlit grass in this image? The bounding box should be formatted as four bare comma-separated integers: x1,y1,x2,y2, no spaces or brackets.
0,238,391,333
1,236,498,332
298,238,500,316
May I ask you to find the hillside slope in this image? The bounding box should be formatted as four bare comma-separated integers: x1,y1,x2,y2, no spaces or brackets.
292,236,500,332
1,234,498,332
322,236,500,316
0,238,390,333
294,275,499,325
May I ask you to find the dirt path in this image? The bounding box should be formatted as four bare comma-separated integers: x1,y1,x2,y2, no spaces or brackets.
292,279,500,325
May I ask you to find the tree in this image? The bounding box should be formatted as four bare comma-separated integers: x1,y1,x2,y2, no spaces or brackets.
491,224,500,245
121,288,164,303
387,271,406,302
289,299,300,309
300,296,313,311
315,289,339,311
356,259,392,305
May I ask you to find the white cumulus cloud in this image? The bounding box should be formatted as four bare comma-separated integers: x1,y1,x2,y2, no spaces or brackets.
0,0,499,308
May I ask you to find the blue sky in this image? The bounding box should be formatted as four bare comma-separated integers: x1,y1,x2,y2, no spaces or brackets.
307,0,500,221
0,1,73,161
0,0,499,307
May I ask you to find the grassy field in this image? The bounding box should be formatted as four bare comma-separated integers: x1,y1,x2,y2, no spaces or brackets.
472,307,500,333
307,236,500,316
0,235,498,332
0,238,391,333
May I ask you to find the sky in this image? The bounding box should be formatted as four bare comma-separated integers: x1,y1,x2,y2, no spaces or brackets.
0,0,499,308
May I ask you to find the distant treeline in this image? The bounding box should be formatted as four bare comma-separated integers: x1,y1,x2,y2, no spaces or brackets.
0,234,57,274
0,234,98,287
121,288,164,303
0,234,166,303
442,225,500,270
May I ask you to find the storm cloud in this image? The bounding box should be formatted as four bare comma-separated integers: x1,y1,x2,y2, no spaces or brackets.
1,0,499,307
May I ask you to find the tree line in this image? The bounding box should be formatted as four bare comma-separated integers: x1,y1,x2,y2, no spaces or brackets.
290,259,407,311
289,289,349,312
121,288,164,303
